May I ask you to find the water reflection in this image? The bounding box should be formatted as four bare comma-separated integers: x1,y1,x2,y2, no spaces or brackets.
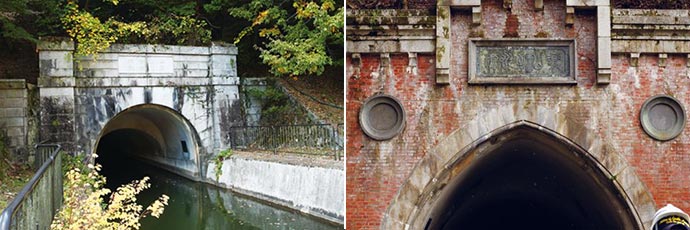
98,156,341,230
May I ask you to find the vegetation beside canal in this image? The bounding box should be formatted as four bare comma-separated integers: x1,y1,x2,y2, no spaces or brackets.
214,149,234,181
0,132,33,210
51,155,170,229
0,165,33,210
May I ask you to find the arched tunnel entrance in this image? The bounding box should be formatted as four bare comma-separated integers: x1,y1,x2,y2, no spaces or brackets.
94,104,201,182
89,104,338,229
423,124,641,229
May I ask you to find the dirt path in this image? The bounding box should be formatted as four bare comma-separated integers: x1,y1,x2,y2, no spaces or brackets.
0,165,33,210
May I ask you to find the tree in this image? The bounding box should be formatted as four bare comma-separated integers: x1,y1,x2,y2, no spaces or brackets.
1,0,343,77
205,0,344,77
0,0,211,56
61,0,211,56
0,0,64,43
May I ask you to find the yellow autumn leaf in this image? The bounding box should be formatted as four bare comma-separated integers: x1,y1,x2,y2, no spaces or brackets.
253,10,269,26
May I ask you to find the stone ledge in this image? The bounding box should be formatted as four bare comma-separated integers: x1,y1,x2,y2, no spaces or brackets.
438,0,480,6
37,37,74,51
0,79,26,89
613,9,689,19
347,25,435,36
346,9,435,25
566,0,609,7
347,40,435,53
347,10,436,54
612,40,690,53
38,38,237,56
38,76,240,88
612,9,690,54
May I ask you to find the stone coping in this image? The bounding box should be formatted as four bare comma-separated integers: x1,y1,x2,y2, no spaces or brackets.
38,38,237,55
0,79,26,89
346,9,435,25
231,150,343,170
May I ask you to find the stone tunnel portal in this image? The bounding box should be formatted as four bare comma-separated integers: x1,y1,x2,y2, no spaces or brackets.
424,126,641,230
94,104,201,181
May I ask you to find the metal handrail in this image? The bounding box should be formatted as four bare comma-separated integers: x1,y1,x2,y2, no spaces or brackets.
0,144,62,230
228,123,344,160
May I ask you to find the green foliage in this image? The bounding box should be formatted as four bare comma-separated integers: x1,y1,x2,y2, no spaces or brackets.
0,0,33,42
0,165,32,210
207,0,343,77
1,0,214,56
52,155,169,229
213,149,233,181
0,0,64,43
60,0,213,56
0,132,9,180
1,20,36,43
245,82,313,125
1,0,343,78
143,16,211,46
61,152,85,175
61,0,148,56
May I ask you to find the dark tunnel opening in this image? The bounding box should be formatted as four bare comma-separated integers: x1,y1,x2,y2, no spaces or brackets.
427,133,639,230
92,104,201,185
95,129,164,188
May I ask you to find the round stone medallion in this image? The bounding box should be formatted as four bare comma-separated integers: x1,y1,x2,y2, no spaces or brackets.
640,95,686,141
359,94,405,140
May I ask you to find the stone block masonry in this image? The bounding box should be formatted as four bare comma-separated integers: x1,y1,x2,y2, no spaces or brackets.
37,37,242,180
0,79,34,162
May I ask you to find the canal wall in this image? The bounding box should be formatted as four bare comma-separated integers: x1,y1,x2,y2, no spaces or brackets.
205,186,339,229
206,151,345,224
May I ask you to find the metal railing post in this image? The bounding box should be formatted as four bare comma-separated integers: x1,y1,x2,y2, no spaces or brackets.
226,124,343,160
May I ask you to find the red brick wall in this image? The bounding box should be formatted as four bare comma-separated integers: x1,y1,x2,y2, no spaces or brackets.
347,53,437,228
347,0,690,228
610,53,690,210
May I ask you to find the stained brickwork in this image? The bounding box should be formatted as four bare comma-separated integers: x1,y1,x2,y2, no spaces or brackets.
347,0,690,229
611,53,690,212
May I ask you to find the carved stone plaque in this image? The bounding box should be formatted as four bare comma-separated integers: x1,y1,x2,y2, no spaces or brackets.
469,39,576,84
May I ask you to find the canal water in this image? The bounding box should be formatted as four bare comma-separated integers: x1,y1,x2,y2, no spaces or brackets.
97,155,341,230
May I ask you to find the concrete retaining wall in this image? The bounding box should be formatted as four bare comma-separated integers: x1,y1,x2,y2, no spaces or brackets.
0,79,37,162
205,153,344,224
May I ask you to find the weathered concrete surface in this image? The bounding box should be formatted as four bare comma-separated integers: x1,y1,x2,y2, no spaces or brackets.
242,78,267,126
0,79,37,162
612,9,690,54
206,151,345,224
347,1,690,229
37,39,241,181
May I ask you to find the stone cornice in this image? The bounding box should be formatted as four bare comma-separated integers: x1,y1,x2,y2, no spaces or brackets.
612,9,690,54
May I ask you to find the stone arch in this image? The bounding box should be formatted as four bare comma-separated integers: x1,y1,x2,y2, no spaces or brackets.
93,103,203,180
381,120,655,229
